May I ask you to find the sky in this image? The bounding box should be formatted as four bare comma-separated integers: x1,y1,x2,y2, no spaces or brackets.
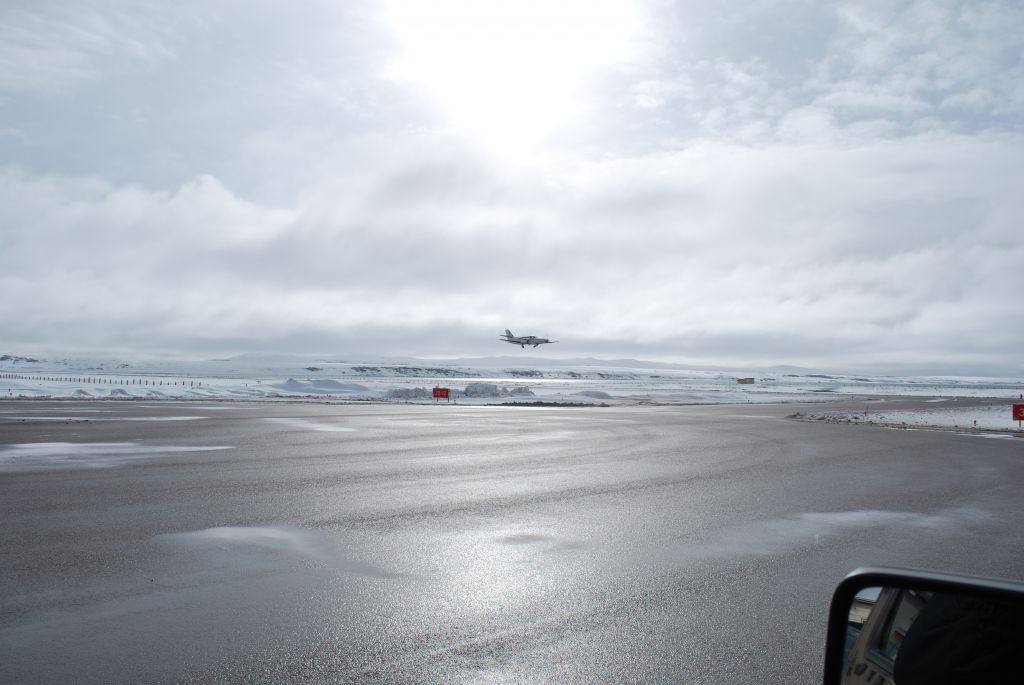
1,0,1022,375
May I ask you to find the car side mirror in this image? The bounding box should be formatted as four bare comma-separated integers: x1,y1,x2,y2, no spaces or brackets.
823,567,1024,685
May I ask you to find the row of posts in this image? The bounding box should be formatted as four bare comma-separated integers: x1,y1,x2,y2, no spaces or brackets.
0,373,201,387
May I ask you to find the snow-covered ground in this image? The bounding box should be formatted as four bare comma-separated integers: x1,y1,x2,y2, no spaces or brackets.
2,354,1022,413
792,400,1024,435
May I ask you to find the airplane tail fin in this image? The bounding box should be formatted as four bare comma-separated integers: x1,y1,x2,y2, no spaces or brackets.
504,329,513,337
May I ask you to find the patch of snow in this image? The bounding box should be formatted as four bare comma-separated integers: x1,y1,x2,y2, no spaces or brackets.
796,402,1024,433
463,383,535,398
272,378,371,395
575,390,612,400
386,387,431,400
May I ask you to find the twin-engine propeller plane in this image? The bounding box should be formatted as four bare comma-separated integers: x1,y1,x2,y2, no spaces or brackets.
500,329,558,348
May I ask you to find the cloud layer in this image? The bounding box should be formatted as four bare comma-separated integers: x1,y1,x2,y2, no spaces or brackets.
1,1,1021,374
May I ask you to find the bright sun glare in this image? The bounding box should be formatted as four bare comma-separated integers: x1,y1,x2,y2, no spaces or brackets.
382,0,641,156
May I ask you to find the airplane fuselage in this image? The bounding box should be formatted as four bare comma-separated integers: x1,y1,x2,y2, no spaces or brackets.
499,330,557,348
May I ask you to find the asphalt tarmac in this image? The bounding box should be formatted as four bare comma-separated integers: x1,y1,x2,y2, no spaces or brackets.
2,399,1023,683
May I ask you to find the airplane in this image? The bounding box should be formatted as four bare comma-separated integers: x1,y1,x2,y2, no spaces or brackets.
500,329,558,348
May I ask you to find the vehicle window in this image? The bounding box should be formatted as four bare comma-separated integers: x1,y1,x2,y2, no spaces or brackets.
849,586,881,627
878,590,930,660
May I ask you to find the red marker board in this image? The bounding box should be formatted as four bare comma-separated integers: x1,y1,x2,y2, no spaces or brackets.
1014,404,1024,421
433,387,450,399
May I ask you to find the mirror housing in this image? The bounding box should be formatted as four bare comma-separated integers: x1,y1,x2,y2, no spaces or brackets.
824,567,1024,685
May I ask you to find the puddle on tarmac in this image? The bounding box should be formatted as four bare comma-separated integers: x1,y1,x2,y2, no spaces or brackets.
498,533,553,545
662,508,990,561
162,525,398,578
1,416,208,422
0,442,233,472
262,418,355,432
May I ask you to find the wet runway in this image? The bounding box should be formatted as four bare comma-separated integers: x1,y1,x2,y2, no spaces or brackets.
2,400,1023,683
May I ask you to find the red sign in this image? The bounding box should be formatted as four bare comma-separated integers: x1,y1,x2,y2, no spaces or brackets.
432,387,449,399
1014,404,1024,421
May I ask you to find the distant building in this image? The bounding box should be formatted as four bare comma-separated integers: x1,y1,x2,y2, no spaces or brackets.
736,377,755,384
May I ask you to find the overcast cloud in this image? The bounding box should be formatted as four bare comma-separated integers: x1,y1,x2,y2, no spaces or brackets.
1,0,1021,374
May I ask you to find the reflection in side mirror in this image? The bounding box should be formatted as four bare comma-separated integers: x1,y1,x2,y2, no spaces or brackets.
823,567,1024,685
